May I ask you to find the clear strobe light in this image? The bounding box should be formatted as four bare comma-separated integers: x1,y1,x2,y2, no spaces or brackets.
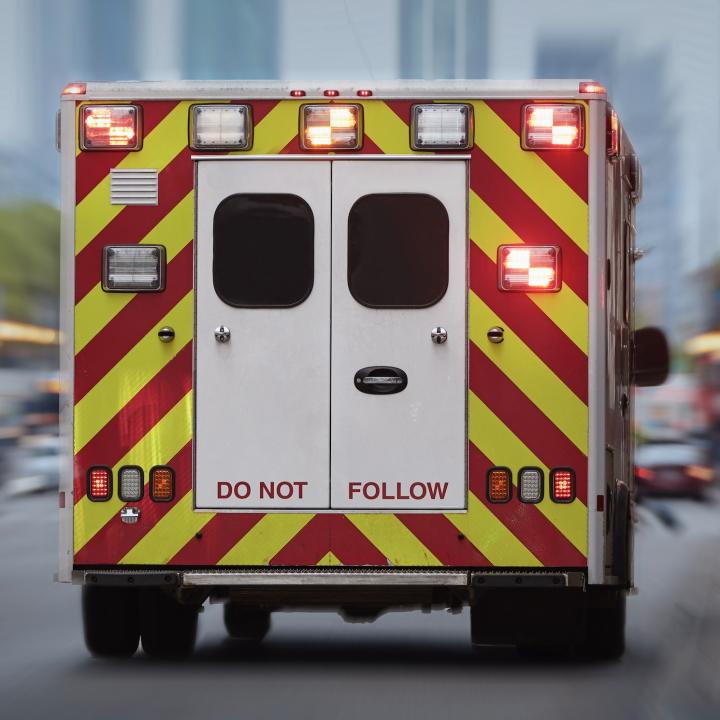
411,104,472,149
102,245,166,292
190,105,251,149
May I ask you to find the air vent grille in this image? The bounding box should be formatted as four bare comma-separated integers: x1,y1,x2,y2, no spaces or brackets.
110,168,158,205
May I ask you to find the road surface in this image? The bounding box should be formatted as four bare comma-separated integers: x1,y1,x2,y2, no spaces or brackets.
1,492,719,719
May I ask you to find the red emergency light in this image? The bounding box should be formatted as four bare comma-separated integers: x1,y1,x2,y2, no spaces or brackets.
80,105,141,150
550,468,576,503
62,82,87,96
579,81,607,95
607,107,619,157
522,104,584,150
498,245,561,292
290,89,306,97
87,466,112,502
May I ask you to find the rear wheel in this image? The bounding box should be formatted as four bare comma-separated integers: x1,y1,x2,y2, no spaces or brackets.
140,589,198,659
578,588,626,660
82,586,140,658
223,604,271,642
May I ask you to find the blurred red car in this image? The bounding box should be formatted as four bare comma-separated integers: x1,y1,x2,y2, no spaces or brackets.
635,440,714,500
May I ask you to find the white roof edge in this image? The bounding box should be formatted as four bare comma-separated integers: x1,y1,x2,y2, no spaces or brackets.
63,79,607,101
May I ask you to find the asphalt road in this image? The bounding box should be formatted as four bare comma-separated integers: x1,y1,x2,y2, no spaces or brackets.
1,492,719,720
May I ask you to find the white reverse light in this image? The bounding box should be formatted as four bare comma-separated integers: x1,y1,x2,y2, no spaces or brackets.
119,466,144,502
102,245,166,292
519,468,543,504
190,105,251,149
411,104,472,149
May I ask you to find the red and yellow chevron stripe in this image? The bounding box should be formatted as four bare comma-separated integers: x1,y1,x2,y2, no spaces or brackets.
73,97,589,569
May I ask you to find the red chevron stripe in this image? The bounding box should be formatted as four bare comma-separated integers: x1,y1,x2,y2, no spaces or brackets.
469,341,587,504
75,101,179,204
470,243,587,403
74,243,193,402
469,445,586,566
470,146,588,303
397,514,490,566
74,441,192,564
330,516,387,565
484,100,589,202
74,147,193,303
245,100,280,125
73,342,192,500
169,512,265,566
270,515,330,565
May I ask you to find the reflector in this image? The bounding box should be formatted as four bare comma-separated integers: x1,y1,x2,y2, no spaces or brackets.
118,466,143,502
102,245,165,292
190,104,251,149
301,105,361,149
522,104,584,150
411,104,472,149
150,467,175,502
87,467,112,502
498,245,561,292
519,467,543,503
550,468,575,503
487,467,512,503
80,105,141,150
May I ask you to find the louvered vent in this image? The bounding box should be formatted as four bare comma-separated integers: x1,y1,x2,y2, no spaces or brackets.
110,168,158,205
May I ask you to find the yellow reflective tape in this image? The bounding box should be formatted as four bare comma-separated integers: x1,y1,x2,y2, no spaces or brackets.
74,392,193,552
120,493,212,565
468,391,587,554
361,101,419,155
75,101,194,254
74,292,193,452
317,551,342,566
219,514,314,565
472,101,588,253
469,192,588,354
469,291,588,454
348,514,441,566
445,495,542,566
243,100,304,155
74,191,195,353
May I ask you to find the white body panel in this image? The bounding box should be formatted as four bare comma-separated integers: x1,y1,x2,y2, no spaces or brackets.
195,160,331,510
330,161,467,510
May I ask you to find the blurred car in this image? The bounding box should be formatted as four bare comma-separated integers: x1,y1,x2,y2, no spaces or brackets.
1,434,60,497
635,439,714,500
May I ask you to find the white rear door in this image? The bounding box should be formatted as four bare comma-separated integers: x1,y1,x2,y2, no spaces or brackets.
330,160,467,510
195,160,331,510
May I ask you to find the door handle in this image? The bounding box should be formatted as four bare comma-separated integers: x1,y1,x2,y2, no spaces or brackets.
354,366,408,395
214,326,231,343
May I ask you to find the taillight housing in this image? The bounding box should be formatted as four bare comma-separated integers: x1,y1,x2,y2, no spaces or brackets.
498,245,561,292
550,468,576,503
150,466,175,502
487,467,512,503
118,466,144,502
518,467,544,504
87,466,112,502
80,105,141,150
522,104,584,150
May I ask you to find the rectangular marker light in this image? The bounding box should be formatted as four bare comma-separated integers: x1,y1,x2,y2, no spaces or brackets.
102,245,166,292
411,104,472,149
87,467,112,502
498,245,561,292
550,468,576,503
522,104,584,150
301,105,361,149
81,105,141,150
150,467,175,502
118,466,143,502
190,105,251,149
519,468,543,503
487,467,512,503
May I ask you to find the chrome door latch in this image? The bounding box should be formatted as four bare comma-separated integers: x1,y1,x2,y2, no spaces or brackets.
431,327,448,344
487,326,504,344
214,326,231,343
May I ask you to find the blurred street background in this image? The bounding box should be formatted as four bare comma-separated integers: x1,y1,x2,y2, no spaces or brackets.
1,0,719,717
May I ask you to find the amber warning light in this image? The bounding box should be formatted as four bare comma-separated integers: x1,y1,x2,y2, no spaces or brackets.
498,245,561,292
80,105,141,150
302,105,361,150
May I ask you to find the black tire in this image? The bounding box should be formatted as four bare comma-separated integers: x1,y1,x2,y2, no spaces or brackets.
140,589,198,659
578,588,626,660
223,604,271,642
82,586,140,658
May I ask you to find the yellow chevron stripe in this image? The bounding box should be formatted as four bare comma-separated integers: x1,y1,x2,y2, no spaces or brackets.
469,291,588,454
472,101,588,253
317,551,342,566
74,392,193,552
362,101,419,155
468,391,587,554
469,192,588,354
74,293,193,452
219,514,314,565
120,492,212,565
74,192,195,353
446,495,542,566
75,101,194,254
348,515,440,566
244,100,304,154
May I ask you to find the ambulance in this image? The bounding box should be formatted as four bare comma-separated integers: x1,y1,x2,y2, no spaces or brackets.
57,79,668,659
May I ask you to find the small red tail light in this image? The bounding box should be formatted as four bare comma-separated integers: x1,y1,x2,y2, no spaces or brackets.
550,468,575,503
579,81,607,95
323,89,340,97
635,467,655,481
150,466,175,502
607,107,619,156
62,82,87,96
487,468,512,503
290,89,306,97
522,104,584,150
357,89,373,97
498,245,561,292
80,104,141,150
87,466,112,502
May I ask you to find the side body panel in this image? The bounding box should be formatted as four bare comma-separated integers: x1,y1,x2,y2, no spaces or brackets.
68,96,590,570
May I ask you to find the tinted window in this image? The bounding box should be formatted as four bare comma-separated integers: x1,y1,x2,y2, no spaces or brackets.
348,194,449,308
213,194,314,308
